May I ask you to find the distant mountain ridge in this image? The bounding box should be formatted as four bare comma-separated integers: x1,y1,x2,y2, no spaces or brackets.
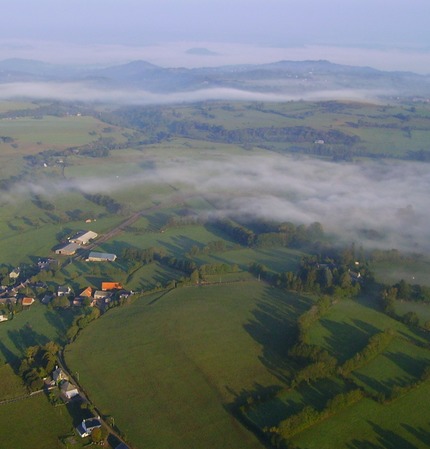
0,58,428,98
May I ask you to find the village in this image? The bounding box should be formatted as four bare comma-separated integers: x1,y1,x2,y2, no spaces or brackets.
0,229,133,448
0,229,133,323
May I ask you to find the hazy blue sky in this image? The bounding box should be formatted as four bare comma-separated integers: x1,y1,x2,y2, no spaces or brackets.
1,0,429,71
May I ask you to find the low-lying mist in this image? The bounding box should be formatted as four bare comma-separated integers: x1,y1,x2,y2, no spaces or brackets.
0,81,386,104
7,152,430,255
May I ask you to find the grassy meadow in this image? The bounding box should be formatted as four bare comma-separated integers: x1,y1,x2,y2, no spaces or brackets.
0,99,429,449
66,282,313,449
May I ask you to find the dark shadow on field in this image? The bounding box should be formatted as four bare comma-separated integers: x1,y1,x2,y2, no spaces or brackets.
351,319,380,336
44,309,77,343
398,324,430,347
7,323,49,355
84,276,107,288
147,211,170,231
243,285,313,382
156,235,202,256
172,234,203,251
353,372,408,396
65,397,91,427
223,383,284,449
203,222,240,245
368,421,418,449
384,351,428,377
347,439,384,449
147,289,173,306
402,423,430,447
319,319,373,363
0,340,20,370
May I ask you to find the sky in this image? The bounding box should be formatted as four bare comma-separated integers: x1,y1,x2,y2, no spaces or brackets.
0,0,430,72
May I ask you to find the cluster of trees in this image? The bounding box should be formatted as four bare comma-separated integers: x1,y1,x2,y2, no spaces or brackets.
0,135,14,143
83,193,123,214
249,257,361,298
162,214,203,230
374,365,430,404
381,280,430,326
122,247,155,264
267,389,364,445
187,240,227,256
213,219,325,250
31,194,55,211
66,307,101,342
339,329,395,376
18,341,59,391
199,263,239,277
71,136,126,158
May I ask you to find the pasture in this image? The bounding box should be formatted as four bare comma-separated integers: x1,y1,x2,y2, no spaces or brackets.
0,302,75,365
66,282,312,449
0,393,82,449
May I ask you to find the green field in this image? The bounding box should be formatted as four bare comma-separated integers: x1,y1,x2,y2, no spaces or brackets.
66,282,312,449
292,385,430,449
0,98,429,449
0,302,76,365
0,393,82,449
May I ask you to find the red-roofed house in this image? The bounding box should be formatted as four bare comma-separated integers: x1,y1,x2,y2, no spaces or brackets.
102,282,123,291
79,286,93,297
22,297,35,306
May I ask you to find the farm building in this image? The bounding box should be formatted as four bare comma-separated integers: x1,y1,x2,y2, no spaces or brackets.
21,297,35,306
55,242,80,256
102,282,123,291
69,230,98,245
87,252,117,262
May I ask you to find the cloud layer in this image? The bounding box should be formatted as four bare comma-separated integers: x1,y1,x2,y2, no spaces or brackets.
8,152,430,254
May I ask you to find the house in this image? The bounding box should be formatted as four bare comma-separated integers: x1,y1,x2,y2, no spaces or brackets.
55,242,80,256
41,294,53,305
0,315,8,322
72,297,84,307
101,282,123,291
94,290,112,301
69,230,98,245
76,417,102,438
0,297,17,305
79,286,93,297
87,252,117,262
61,381,79,399
9,268,20,279
52,367,68,384
58,286,71,297
22,297,35,306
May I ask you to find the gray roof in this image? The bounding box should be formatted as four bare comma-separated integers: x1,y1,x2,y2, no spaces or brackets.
88,251,117,261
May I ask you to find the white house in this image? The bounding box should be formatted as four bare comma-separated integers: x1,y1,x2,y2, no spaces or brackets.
61,381,79,399
76,417,102,438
